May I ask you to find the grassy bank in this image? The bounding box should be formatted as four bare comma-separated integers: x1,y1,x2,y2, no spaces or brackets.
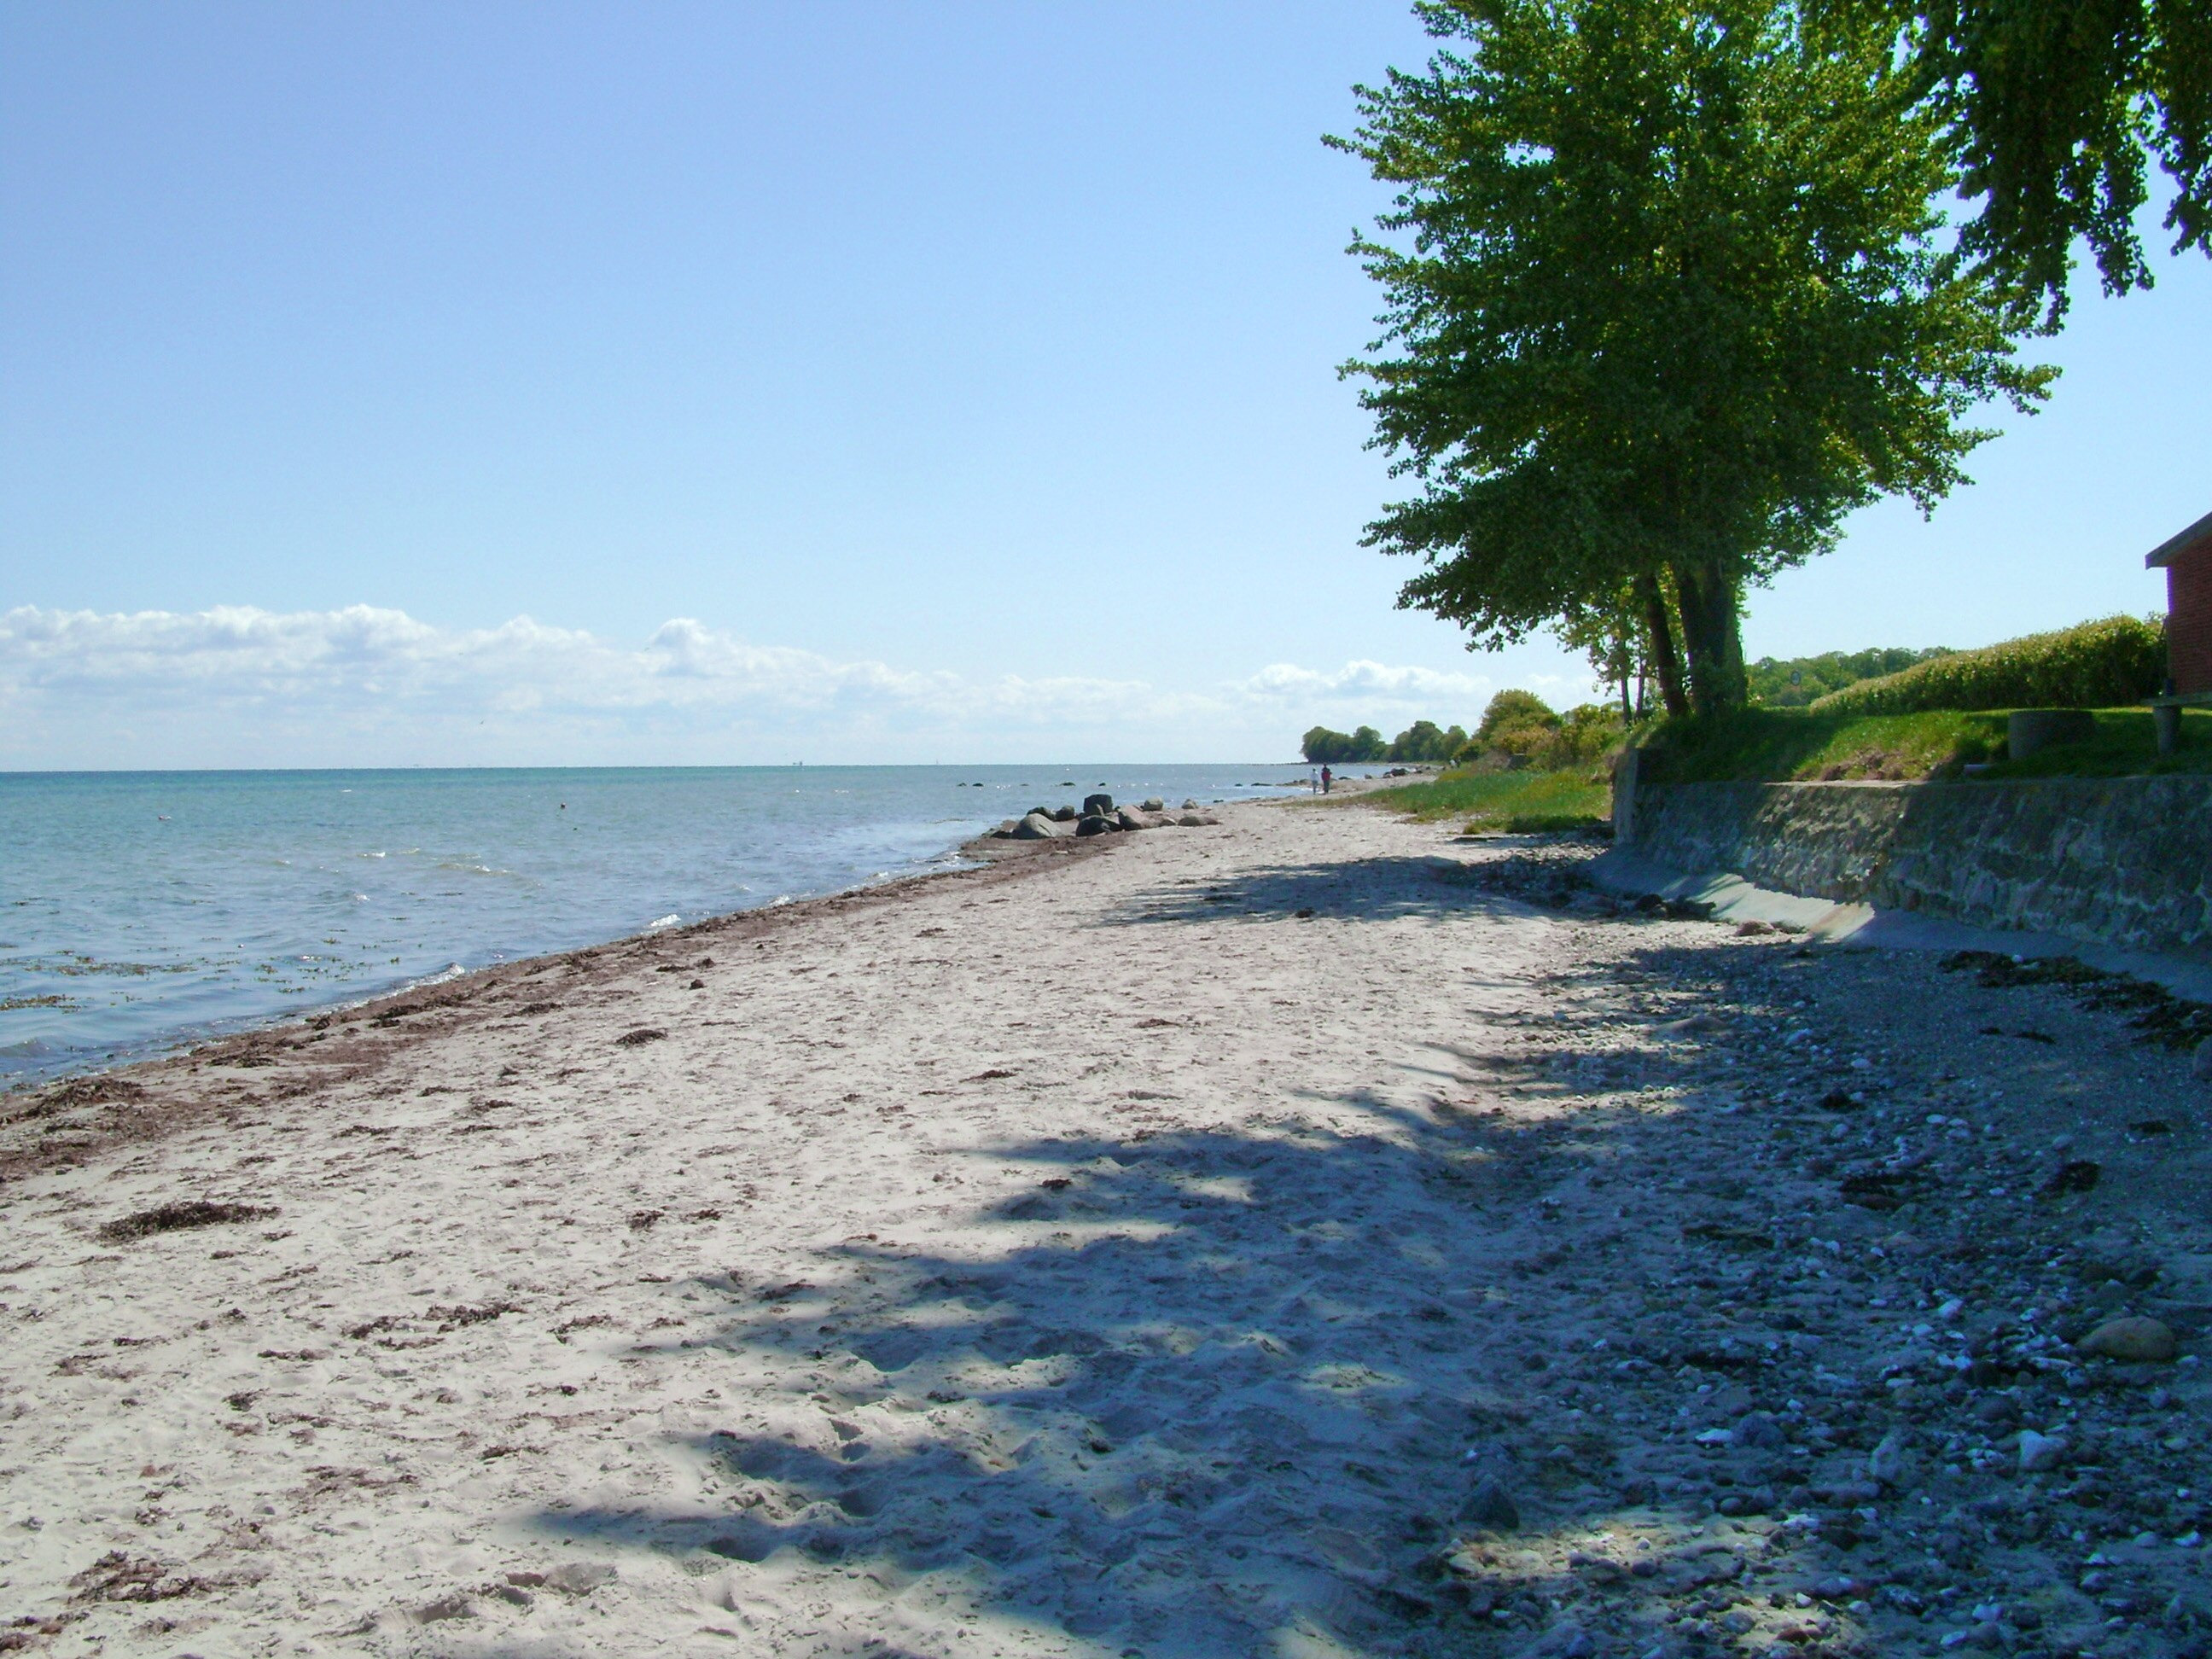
1357,766,1611,832
1646,705,2212,783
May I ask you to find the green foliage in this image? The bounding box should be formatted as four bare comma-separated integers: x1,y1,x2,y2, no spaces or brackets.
1457,691,1629,768
1360,765,1613,830
1301,725,1383,762
1807,614,2166,715
1646,701,2212,781
1556,703,1629,762
1844,0,2212,317
1306,719,1472,762
1748,646,1955,707
1386,719,1468,761
1331,0,2052,713
1476,690,1556,741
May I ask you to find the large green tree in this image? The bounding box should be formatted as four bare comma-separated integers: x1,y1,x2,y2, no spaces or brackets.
1334,0,2053,713
1859,0,2212,316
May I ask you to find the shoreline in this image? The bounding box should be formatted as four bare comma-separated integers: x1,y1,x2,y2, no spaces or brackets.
0,821,1128,1108
0,824,1114,1187
2,766,1313,1099
3,797,2206,1656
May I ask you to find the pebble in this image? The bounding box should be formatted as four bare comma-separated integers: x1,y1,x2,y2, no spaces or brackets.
1456,1476,1519,1533
1734,1412,1785,1449
2076,1316,2179,1363
543,1561,617,1596
2017,1429,2068,1472
1868,1429,1912,1487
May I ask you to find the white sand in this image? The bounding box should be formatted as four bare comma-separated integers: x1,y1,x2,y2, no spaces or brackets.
4,799,2206,1657
5,803,1582,1656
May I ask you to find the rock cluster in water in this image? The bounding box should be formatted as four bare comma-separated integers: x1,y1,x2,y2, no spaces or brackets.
991,795,1220,841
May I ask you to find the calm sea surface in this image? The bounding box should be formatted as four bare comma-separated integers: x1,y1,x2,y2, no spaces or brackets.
0,764,1314,1085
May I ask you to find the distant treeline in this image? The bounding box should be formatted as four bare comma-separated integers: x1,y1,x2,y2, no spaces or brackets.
1746,647,1953,707
1302,692,1625,769
1301,720,1467,764
1306,652,1978,768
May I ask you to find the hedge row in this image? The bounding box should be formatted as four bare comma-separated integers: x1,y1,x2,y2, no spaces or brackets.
1808,614,2167,717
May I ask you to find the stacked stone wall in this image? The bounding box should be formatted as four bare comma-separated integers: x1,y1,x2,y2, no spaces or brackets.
1626,775,2212,961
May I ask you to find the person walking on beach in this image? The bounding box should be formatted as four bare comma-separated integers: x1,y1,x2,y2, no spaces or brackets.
1320,765,1332,795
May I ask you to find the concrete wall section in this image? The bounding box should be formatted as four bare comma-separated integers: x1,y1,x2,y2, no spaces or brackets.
1626,776,2212,963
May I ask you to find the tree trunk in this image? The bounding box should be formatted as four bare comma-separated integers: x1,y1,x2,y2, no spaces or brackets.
1635,573,1689,718
1671,558,1748,714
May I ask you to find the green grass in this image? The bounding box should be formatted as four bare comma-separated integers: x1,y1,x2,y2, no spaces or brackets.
1644,705,2212,783
1357,766,1612,832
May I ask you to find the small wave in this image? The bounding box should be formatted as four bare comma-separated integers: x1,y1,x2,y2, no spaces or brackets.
645,914,680,931
350,893,369,903
433,861,513,876
410,963,469,988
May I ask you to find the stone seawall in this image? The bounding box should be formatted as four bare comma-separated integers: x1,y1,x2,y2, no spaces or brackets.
1621,770,2212,963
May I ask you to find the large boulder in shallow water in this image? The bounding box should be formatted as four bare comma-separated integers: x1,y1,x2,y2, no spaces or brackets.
1012,812,1071,840
1082,793,1115,818
1140,797,1165,812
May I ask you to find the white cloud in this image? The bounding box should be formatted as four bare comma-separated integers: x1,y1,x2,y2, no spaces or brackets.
0,603,1518,767
1235,659,1494,702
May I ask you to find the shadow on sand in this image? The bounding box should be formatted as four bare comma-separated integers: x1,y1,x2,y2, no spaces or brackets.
1098,853,1528,930
520,939,1873,1658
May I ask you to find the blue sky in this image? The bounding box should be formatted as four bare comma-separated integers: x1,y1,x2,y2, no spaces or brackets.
3,2,2206,766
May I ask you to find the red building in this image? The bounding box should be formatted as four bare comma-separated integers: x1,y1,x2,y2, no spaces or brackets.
2148,509,2212,696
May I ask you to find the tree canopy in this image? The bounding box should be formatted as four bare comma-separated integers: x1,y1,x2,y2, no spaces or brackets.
1854,0,2212,317
1333,0,2053,713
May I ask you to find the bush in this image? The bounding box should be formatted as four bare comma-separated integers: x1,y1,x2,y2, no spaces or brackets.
1808,615,2166,716
1475,689,1557,742
1454,692,1626,769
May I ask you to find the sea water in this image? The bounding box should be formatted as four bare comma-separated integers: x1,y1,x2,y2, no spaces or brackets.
0,764,1316,1085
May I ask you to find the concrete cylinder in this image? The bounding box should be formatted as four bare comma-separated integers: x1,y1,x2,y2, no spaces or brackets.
2153,702,2181,756
2006,708,2096,761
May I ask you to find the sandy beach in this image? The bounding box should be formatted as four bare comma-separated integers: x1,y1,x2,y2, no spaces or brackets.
3,799,2209,1659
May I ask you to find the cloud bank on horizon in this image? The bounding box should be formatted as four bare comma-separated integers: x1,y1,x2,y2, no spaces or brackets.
0,605,1557,768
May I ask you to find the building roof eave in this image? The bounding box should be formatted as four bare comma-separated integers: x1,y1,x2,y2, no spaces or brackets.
2147,507,2212,568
